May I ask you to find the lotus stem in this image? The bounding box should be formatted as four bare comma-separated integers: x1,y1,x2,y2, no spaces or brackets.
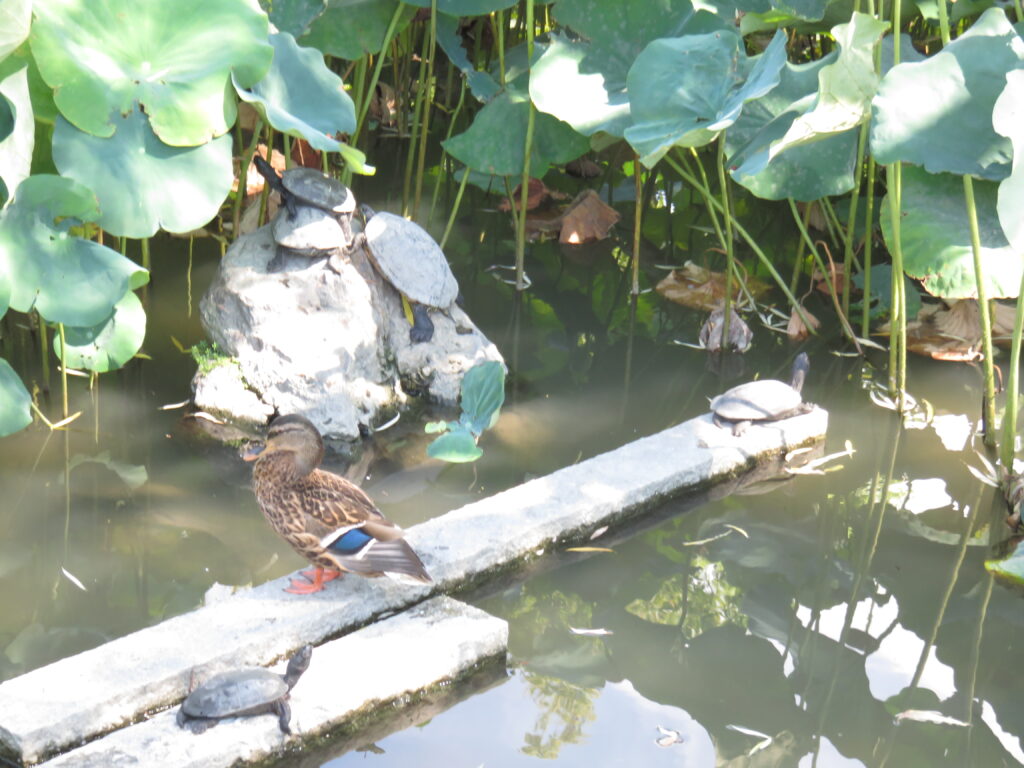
843,122,870,317
862,156,876,338
962,177,998,444
412,0,438,219
441,166,470,250
403,22,431,215
514,0,536,293
716,135,735,347
353,1,406,146
232,118,263,242
665,153,816,334
58,323,68,420
632,155,642,296
1000,267,1024,469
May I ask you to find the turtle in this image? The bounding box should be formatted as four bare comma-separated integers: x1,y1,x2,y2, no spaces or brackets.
710,352,811,435
254,156,357,269
176,644,313,734
355,204,460,344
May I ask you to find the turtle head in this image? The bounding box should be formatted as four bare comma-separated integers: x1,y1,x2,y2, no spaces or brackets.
284,644,313,688
244,414,324,476
358,203,376,222
254,155,281,184
790,352,810,393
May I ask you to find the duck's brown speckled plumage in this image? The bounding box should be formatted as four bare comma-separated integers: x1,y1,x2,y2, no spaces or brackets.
248,414,431,591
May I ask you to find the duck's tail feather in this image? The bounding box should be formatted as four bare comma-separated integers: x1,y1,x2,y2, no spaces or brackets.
331,537,432,583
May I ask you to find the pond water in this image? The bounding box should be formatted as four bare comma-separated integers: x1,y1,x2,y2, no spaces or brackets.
1,174,1022,767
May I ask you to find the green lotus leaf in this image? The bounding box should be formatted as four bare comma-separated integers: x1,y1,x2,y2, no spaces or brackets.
30,0,272,146
0,44,59,126
0,246,9,315
0,64,33,202
532,0,728,138
0,0,31,61
262,0,325,38
770,0,833,21
301,0,416,60
624,30,787,166
0,175,149,326
770,13,887,156
994,70,1024,255
52,109,234,238
0,357,31,437
234,32,370,174
427,426,483,463
0,91,10,144
460,360,505,435
728,56,858,200
53,290,146,373
871,7,1024,180
436,12,499,103
881,165,1019,299
443,90,589,177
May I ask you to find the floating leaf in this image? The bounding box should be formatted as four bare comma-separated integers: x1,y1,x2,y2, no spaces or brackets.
426,427,483,463
870,6,1023,180
53,290,146,373
234,32,370,174
30,0,272,145
52,109,233,238
0,175,149,326
0,357,30,437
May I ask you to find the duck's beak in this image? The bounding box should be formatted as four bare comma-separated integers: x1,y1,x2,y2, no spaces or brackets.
241,441,266,462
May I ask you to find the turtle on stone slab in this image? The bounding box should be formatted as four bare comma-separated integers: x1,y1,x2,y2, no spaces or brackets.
710,352,812,435
176,644,313,734
255,156,357,271
354,204,461,344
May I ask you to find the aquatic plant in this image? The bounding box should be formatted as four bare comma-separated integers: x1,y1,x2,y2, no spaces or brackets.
425,360,505,463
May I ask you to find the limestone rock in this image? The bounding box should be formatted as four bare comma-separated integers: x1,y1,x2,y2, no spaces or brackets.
195,223,502,439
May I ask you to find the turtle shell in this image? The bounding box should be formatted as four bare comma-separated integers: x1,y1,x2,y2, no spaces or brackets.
363,211,459,307
281,168,355,217
180,668,287,719
272,204,345,255
710,379,803,423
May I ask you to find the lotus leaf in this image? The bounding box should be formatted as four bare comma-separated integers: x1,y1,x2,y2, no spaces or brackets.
234,32,369,173
53,290,146,373
263,0,326,38
301,0,415,60
624,30,787,166
52,109,234,239
727,57,858,201
531,0,728,138
994,70,1024,255
0,92,10,145
443,90,589,177
435,12,499,103
769,13,887,156
460,360,505,435
871,6,1024,180
0,0,31,61
30,0,272,146
0,175,148,326
0,357,30,437
0,64,33,204
405,0,515,10
881,166,1020,300
426,427,483,463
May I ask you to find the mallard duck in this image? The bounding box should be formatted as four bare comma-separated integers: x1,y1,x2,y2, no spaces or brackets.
244,414,431,594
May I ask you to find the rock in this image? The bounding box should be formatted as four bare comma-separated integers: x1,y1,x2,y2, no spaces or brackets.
195,222,502,439
192,362,274,426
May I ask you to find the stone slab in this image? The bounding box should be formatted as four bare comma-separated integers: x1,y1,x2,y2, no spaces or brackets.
37,597,507,768
0,408,826,765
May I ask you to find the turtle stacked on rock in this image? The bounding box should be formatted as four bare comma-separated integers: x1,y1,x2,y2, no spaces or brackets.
255,157,357,272
710,352,812,435
356,204,461,344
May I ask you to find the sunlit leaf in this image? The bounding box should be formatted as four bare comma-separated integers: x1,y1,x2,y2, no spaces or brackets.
262,0,325,38
426,426,483,463
994,69,1024,255
53,290,146,373
870,6,1024,180
30,0,272,146
0,175,149,326
53,109,233,238
0,63,32,200
234,32,370,174
0,0,31,61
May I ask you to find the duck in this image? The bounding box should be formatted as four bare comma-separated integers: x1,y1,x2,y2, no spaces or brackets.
243,414,431,594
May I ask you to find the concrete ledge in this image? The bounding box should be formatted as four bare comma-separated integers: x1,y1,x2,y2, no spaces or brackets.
37,597,507,768
0,408,826,765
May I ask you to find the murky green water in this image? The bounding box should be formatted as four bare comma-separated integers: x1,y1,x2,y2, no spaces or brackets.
2,179,1022,766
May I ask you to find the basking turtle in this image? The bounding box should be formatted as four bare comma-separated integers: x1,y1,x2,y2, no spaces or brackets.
710,352,811,435
356,204,460,344
254,157,357,269
176,644,313,734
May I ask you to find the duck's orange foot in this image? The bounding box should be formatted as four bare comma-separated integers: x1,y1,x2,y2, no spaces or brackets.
285,567,342,594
